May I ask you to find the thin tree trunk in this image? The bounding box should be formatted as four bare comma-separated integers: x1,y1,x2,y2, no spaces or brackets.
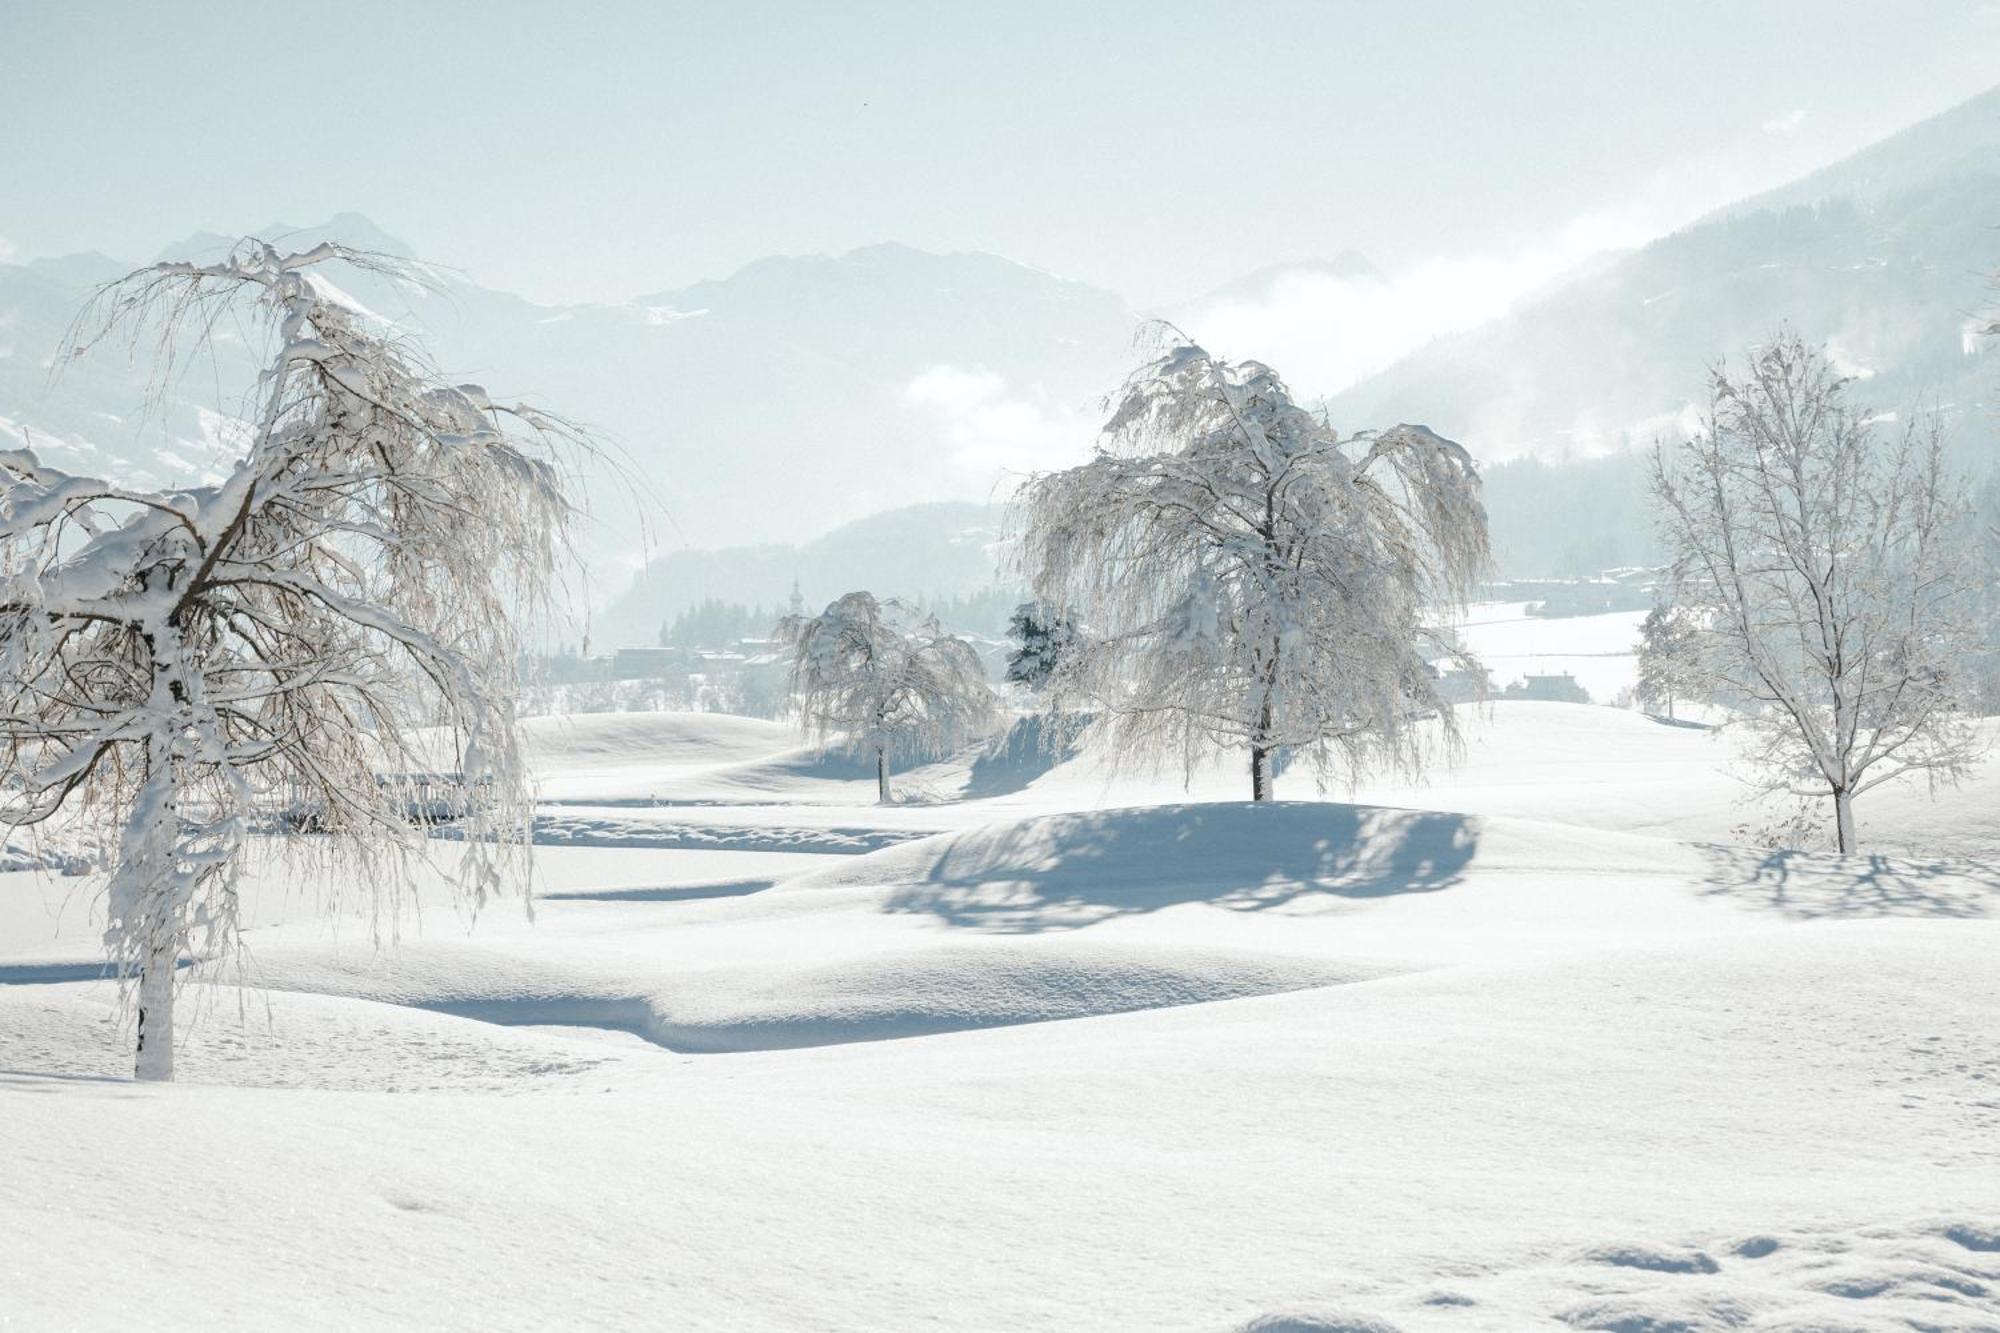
876,748,892,805
134,928,177,1082
130,723,182,1083
1833,788,1856,854
1666,693,1675,723
1251,641,1279,802
1251,745,1273,802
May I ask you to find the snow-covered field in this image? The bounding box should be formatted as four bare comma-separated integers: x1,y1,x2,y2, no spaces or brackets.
1453,600,1646,704
5,701,1998,1330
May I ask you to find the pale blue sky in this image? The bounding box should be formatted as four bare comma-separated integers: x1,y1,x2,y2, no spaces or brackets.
4,1,1998,305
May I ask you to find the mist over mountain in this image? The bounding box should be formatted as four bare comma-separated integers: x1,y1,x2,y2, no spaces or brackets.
4,83,1997,630
0,226,1135,580
1320,85,2000,577
1171,251,1385,311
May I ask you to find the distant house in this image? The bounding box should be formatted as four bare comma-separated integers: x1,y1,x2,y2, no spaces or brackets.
1437,664,1493,704
1504,672,1591,704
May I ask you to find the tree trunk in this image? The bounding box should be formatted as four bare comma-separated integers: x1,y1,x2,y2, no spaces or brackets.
1250,645,1279,802
876,748,892,805
1666,693,1675,723
134,929,177,1082
1833,788,1856,854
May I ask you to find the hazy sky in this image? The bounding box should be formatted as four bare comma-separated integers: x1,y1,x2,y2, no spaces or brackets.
4,1,1999,308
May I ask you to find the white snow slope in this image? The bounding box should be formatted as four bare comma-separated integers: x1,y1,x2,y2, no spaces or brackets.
3,700,1997,1331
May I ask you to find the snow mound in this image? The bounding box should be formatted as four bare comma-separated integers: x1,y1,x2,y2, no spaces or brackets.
786,801,1481,929
522,710,794,801
210,934,1397,1057
521,710,788,768
0,982,628,1091
446,942,1389,1052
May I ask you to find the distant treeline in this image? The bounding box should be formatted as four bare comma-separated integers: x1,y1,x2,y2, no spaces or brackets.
659,599,788,648
657,587,1024,652
1479,450,1665,580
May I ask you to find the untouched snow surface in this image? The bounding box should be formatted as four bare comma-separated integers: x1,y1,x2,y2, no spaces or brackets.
4,700,1998,1329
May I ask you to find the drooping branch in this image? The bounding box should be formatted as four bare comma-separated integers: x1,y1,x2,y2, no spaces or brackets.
1018,335,1488,799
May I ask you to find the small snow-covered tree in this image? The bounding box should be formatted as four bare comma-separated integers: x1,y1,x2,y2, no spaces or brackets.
1635,602,1703,721
780,591,996,802
1020,337,1488,801
0,241,583,1080
1652,333,1978,852
1004,602,1079,693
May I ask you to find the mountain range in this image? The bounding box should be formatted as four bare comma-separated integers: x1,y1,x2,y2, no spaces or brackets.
3,86,1997,643
1327,87,2000,474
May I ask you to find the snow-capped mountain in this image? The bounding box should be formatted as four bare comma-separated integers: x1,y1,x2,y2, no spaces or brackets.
7,83,1999,626
1325,85,2000,462
0,224,1138,573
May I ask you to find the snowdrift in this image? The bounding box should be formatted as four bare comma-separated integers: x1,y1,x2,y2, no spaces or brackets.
787,801,1483,928
522,710,794,802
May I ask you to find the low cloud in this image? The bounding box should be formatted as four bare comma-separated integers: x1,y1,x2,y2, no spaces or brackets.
1175,129,1833,403
901,366,1094,479
1179,207,1657,401
0,234,16,264
1762,108,1808,134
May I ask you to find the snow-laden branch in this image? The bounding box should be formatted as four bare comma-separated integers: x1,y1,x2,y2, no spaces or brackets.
780,592,997,804
0,240,590,1079
1018,335,1489,801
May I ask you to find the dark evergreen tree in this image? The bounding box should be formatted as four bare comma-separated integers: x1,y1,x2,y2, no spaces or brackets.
1004,602,1079,692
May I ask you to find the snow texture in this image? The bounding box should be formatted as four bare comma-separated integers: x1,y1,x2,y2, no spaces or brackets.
3,698,1997,1328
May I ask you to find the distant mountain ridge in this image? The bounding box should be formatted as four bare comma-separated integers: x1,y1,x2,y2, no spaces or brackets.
0,226,1139,643
1173,251,1384,310
6,82,1998,629
1319,83,2000,576
1328,84,2000,462
1715,84,2000,220
604,501,1012,644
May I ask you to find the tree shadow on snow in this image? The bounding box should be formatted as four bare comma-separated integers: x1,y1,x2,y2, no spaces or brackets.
0,1069,140,1093
963,714,1082,799
1696,844,1997,920
0,957,193,985
1642,713,1716,731
536,878,776,903
885,803,1478,932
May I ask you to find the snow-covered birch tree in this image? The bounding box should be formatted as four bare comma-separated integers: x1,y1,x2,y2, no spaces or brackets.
1019,336,1489,801
0,240,584,1080
1652,332,1978,852
1636,603,1704,721
780,592,996,803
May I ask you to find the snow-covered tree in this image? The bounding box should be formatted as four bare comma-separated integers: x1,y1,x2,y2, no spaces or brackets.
0,241,584,1080
1652,333,1978,852
1635,602,1703,721
1020,337,1489,801
780,591,996,803
1004,602,1079,693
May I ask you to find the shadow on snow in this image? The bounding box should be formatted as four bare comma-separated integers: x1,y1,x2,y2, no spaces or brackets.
1697,844,1997,920
883,802,1479,932
536,878,776,903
